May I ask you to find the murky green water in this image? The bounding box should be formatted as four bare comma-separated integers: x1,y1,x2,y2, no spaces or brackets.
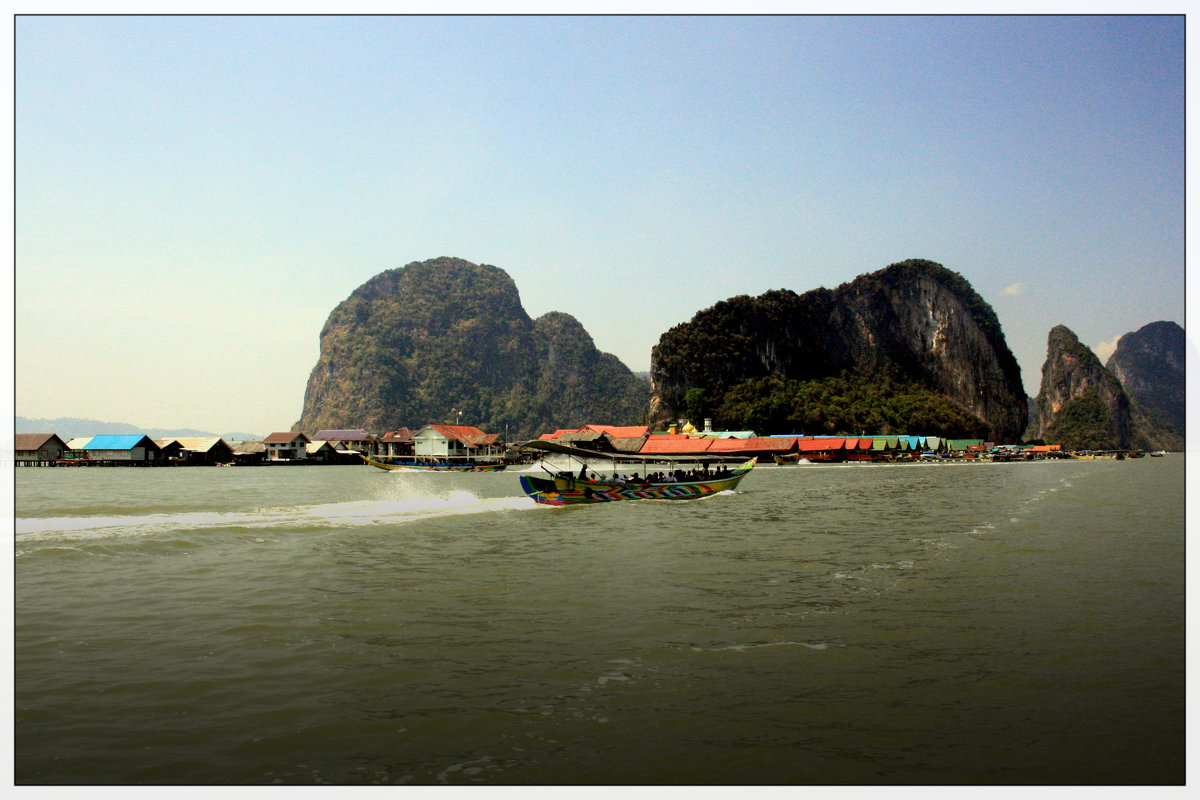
15,457,1185,784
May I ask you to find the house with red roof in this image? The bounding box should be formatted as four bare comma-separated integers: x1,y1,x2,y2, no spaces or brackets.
413,424,503,459
264,431,311,461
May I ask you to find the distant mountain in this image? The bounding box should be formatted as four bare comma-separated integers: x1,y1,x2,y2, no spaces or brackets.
1029,325,1134,449
648,259,1028,441
295,256,650,440
1029,325,1182,451
14,416,262,442
1105,320,1185,441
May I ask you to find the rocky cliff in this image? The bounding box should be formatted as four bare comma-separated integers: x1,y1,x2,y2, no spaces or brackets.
1031,323,1185,451
296,257,649,440
649,259,1028,441
1105,321,1185,442
1031,325,1135,449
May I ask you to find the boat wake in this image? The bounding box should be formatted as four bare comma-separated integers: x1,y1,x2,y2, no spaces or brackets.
15,490,535,547
692,641,835,653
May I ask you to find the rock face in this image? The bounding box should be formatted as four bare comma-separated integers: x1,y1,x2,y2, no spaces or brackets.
296,257,649,440
1031,325,1135,449
1105,321,1185,441
1031,323,1185,451
649,259,1028,441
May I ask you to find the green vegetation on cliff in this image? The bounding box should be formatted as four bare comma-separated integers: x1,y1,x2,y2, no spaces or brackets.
1042,391,1117,451
714,371,988,437
1034,322,1185,451
1033,324,1135,450
297,257,649,439
651,259,1028,441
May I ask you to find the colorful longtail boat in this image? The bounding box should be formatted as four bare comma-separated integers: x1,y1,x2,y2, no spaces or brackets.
518,458,757,506
360,454,507,472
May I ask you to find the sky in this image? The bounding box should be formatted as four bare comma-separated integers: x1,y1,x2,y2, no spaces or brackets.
13,13,1187,437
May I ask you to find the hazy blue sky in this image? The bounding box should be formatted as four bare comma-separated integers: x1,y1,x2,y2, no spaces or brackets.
15,14,1185,436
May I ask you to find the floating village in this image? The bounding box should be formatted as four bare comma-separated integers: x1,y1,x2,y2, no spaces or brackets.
13,417,1157,469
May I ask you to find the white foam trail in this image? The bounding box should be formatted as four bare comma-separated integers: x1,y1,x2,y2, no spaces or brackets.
694,641,832,652
16,491,535,543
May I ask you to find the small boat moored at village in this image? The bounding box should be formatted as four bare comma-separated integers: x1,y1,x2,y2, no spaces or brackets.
359,454,507,472
519,458,757,506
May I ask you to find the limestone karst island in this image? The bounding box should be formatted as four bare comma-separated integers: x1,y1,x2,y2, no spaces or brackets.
16,257,1184,467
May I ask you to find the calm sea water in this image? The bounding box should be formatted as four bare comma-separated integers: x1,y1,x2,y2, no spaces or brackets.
15,457,1185,785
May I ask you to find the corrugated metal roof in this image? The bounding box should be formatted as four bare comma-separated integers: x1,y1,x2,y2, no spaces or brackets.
66,437,92,449
706,438,752,451
706,437,796,453
639,437,713,454
737,437,798,452
798,437,844,451
82,435,157,450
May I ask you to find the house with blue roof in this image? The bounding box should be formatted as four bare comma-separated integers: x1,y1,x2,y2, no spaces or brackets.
81,435,163,462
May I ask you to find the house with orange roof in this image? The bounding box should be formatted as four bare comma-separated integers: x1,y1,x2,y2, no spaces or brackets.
639,435,715,455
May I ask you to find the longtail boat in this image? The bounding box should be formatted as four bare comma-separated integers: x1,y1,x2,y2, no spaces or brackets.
360,454,507,472
519,458,757,506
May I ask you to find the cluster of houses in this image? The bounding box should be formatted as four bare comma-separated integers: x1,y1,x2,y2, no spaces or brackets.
525,421,1063,463
12,424,504,467
15,417,1072,468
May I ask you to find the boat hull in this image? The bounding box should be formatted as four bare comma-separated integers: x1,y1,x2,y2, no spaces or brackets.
519,458,757,505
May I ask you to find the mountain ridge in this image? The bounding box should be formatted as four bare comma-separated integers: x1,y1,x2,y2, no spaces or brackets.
15,416,263,442
1030,323,1183,451
649,258,1028,441
295,257,650,439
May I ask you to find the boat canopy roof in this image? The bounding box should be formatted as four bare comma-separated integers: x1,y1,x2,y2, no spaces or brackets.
518,438,749,463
